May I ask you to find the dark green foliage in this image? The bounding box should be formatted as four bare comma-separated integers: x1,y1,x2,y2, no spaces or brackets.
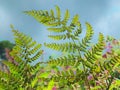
0,40,15,60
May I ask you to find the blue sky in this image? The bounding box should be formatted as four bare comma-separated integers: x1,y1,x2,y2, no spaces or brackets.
0,0,120,59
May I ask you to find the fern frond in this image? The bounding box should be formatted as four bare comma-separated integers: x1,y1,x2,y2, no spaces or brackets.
50,9,54,18
0,28,44,89
84,33,104,68
73,22,82,36
44,42,82,53
27,44,41,55
28,50,43,63
48,34,66,40
52,69,84,88
78,22,94,52
27,41,37,49
24,9,59,26
0,69,23,89
71,15,79,26
47,27,66,33
62,9,70,25
24,6,82,40
55,6,61,20
24,6,118,89
12,29,43,63
2,61,20,74
101,56,120,71
47,54,81,67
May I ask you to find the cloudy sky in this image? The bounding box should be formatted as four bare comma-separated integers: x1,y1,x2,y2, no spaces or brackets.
0,0,120,59
1,0,120,41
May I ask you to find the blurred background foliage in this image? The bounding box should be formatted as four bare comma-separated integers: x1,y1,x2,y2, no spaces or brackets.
0,40,15,60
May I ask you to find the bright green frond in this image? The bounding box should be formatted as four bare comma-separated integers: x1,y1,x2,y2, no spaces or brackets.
101,56,120,71
62,9,70,25
44,42,82,53
47,27,66,33
47,54,81,67
78,22,94,51
55,6,61,20
48,34,66,40
12,29,43,63
0,27,44,89
71,15,79,26
84,33,104,68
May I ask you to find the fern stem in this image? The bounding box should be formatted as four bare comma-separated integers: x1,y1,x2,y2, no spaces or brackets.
72,39,91,90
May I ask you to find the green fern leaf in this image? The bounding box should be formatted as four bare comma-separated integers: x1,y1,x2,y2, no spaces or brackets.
55,6,61,20
48,34,66,40
47,27,66,33
62,9,70,25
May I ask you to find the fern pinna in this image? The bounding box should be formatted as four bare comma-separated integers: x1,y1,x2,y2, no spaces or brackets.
0,27,43,90
25,6,120,89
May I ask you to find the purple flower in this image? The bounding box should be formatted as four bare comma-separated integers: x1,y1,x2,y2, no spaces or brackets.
65,66,70,70
52,86,57,90
87,74,93,80
74,71,76,75
102,54,107,58
105,43,113,54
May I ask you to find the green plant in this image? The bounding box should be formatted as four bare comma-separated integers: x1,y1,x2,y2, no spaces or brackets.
0,6,120,90
24,6,120,89
0,27,43,90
